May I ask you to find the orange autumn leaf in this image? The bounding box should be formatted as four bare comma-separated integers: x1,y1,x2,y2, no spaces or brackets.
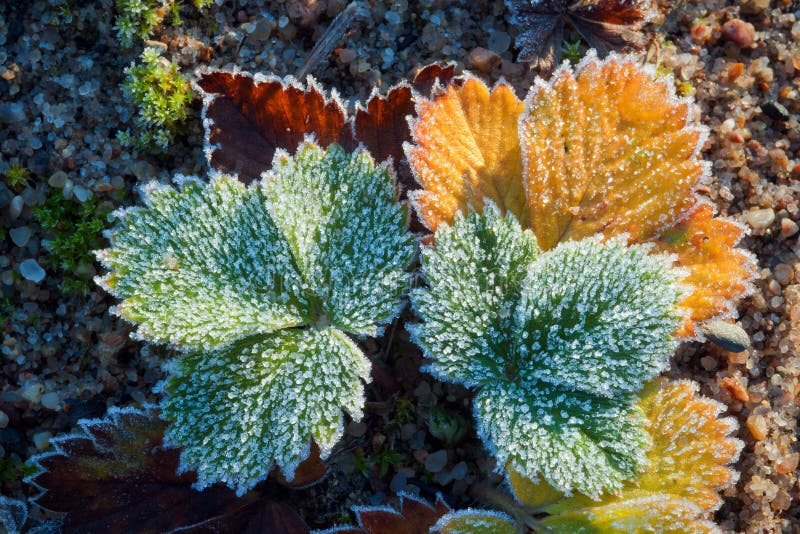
509,381,741,533
407,54,755,336
520,57,703,250
407,77,527,232
653,202,756,337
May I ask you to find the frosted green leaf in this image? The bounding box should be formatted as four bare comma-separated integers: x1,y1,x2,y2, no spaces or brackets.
266,144,413,335
411,203,539,387
97,175,308,350
163,327,369,495
433,509,517,534
411,207,681,498
97,142,414,494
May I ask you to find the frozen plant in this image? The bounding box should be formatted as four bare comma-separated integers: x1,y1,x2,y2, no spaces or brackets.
410,205,682,498
96,143,414,495
118,47,192,151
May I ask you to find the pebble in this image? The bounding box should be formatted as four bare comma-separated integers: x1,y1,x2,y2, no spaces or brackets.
741,0,770,14
19,258,46,283
761,101,791,122
773,264,794,286
32,431,52,451
246,16,275,41
0,101,26,123
451,461,468,480
745,208,775,231
9,226,32,247
20,383,44,404
746,413,768,441
487,30,511,54
425,449,448,473
469,47,501,73
287,0,322,28
700,320,750,353
48,170,68,188
721,19,756,49
41,392,60,411
389,472,407,493
778,218,798,241
0,411,8,429
8,195,23,220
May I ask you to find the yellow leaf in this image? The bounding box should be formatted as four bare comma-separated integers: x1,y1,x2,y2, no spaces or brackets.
407,55,755,336
434,510,518,534
407,77,527,232
509,381,741,532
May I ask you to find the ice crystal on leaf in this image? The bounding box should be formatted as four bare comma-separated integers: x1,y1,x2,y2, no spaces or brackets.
407,54,755,338
96,143,414,495
318,492,451,534
411,205,681,498
508,381,742,533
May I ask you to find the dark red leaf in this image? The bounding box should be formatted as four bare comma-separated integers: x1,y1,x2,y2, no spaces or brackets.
197,64,461,190
325,493,451,534
273,442,330,489
198,71,354,183
27,405,311,534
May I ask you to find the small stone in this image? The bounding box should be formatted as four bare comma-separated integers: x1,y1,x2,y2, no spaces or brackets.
700,355,717,371
780,218,799,238
389,472,407,493
287,0,322,28
32,431,52,451
776,452,799,475
721,376,750,402
19,258,46,283
487,31,511,54
721,19,756,49
0,101,26,123
762,101,791,122
746,413,767,441
8,195,23,220
469,47,501,73
20,383,44,404
41,392,60,411
247,16,275,41
700,321,750,353
451,461,468,480
425,449,448,473
9,226,31,247
143,39,168,52
741,0,770,14
48,170,68,188
774,263,794,286
745,208,775,231
0,411,8,429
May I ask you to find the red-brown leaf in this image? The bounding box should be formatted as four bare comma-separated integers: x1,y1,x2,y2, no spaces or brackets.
28,405,311,534
326,493,451,534
197,64,460,188
198,71,354,183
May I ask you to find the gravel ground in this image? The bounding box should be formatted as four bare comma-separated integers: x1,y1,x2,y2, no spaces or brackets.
0,0,798,532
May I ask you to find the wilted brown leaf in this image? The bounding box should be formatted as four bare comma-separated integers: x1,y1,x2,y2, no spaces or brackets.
325,493,450,534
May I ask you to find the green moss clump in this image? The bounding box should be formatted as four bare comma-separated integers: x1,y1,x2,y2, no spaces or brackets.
4,163,31,190
32,190,108,294
114,0,213,47
118,48,193,151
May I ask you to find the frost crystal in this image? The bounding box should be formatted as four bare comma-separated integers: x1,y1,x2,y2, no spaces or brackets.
411,205,681,498
97,143,414,495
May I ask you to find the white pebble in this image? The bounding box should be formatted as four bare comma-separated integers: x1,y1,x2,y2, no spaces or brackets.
746,208,775,230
